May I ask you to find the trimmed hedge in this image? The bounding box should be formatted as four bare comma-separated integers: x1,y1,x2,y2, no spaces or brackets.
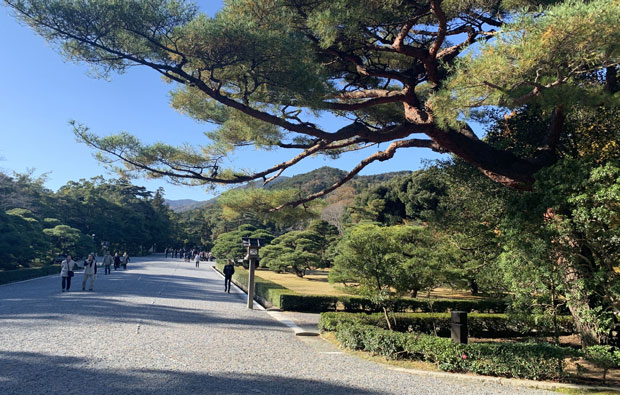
216,263,508,313
330,295,507,313
0,265,61,285
331,322,578,380
319,312,575,338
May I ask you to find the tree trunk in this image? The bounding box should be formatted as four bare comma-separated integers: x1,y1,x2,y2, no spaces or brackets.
382,306,393,330
421,107,564,190
469,278,479,295
426,127,540,189
559,257,606,346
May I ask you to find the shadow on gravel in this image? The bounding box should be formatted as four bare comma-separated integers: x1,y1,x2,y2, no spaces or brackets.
0,351,384,395
0,295,285,330
0,264,283,331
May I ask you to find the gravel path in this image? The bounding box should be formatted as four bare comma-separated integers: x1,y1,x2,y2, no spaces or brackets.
0,256,556,394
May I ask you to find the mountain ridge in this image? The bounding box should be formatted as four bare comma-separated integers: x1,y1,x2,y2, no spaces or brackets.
166,166,411,213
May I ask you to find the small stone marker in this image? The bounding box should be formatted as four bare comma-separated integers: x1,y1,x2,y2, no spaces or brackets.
450,311,468,344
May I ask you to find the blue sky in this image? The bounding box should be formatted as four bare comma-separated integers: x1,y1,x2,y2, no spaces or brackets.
0,1,445,201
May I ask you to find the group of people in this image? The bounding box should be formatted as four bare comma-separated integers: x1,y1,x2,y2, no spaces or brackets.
165,248,235,292
164,248,212,267
60,250,130,292
60,248,235,294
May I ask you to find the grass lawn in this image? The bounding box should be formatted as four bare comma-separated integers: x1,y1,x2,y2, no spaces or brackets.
254,269,349,296
254,267,486,300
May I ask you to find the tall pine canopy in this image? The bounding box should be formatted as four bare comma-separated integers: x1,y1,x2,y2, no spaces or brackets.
4,0,619,206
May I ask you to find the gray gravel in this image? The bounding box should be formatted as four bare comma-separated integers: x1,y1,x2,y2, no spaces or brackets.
0,256,557,394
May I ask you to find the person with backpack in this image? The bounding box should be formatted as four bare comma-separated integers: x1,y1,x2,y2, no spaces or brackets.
223,260,235,293
60,254,75,292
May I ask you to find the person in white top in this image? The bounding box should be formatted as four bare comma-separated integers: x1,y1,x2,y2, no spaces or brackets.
195,252,200,268
82,253,96,291
60,255,75,292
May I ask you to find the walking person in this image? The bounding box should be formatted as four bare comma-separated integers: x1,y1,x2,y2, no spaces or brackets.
195,252,200,268
82,253,96,291
223,259,235,293
60,254,75,292
113,252,121,270
102,251,113,275
122,252,129,270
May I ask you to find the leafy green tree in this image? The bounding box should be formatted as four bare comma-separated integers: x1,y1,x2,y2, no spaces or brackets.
330,223,405,328
503,159,620,345
329,223,451,328
261,220,338,277
1,209,51,267
485,103,620,345
43,224,93,258
261,231,321,277
211,224,274,263
6,0,618,207
217,187,320,229
390,225,454,298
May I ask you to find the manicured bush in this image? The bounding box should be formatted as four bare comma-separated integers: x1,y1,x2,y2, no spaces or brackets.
279,294,338,313
330,322,577,380
0,265,61,285
464,342,576,380
340,295,508,313
394,298,508,313
217,263,510,314
319,312,574,337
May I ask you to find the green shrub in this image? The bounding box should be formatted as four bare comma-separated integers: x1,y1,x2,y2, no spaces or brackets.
319,312,574,337
341,296,508,313
217,263,510,314
334,323,367,350
279,294,338,313
0,265,60,285
331,322,576,380
361,327,408,359
584,345,620,383
465,342,576,380
394,298,508,313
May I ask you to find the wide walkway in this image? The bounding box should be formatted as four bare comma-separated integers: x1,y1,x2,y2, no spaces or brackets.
0,256,553,394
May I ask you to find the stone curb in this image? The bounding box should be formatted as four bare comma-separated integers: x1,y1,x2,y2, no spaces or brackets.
209,265,265,311
209,265,321,336
266,310,320,336
387,366,620,393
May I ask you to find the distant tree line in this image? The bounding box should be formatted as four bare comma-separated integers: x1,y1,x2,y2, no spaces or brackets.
0,174,178,269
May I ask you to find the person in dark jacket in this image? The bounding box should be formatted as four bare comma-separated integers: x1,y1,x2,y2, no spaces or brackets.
113,252,121,270
223,259,235,293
